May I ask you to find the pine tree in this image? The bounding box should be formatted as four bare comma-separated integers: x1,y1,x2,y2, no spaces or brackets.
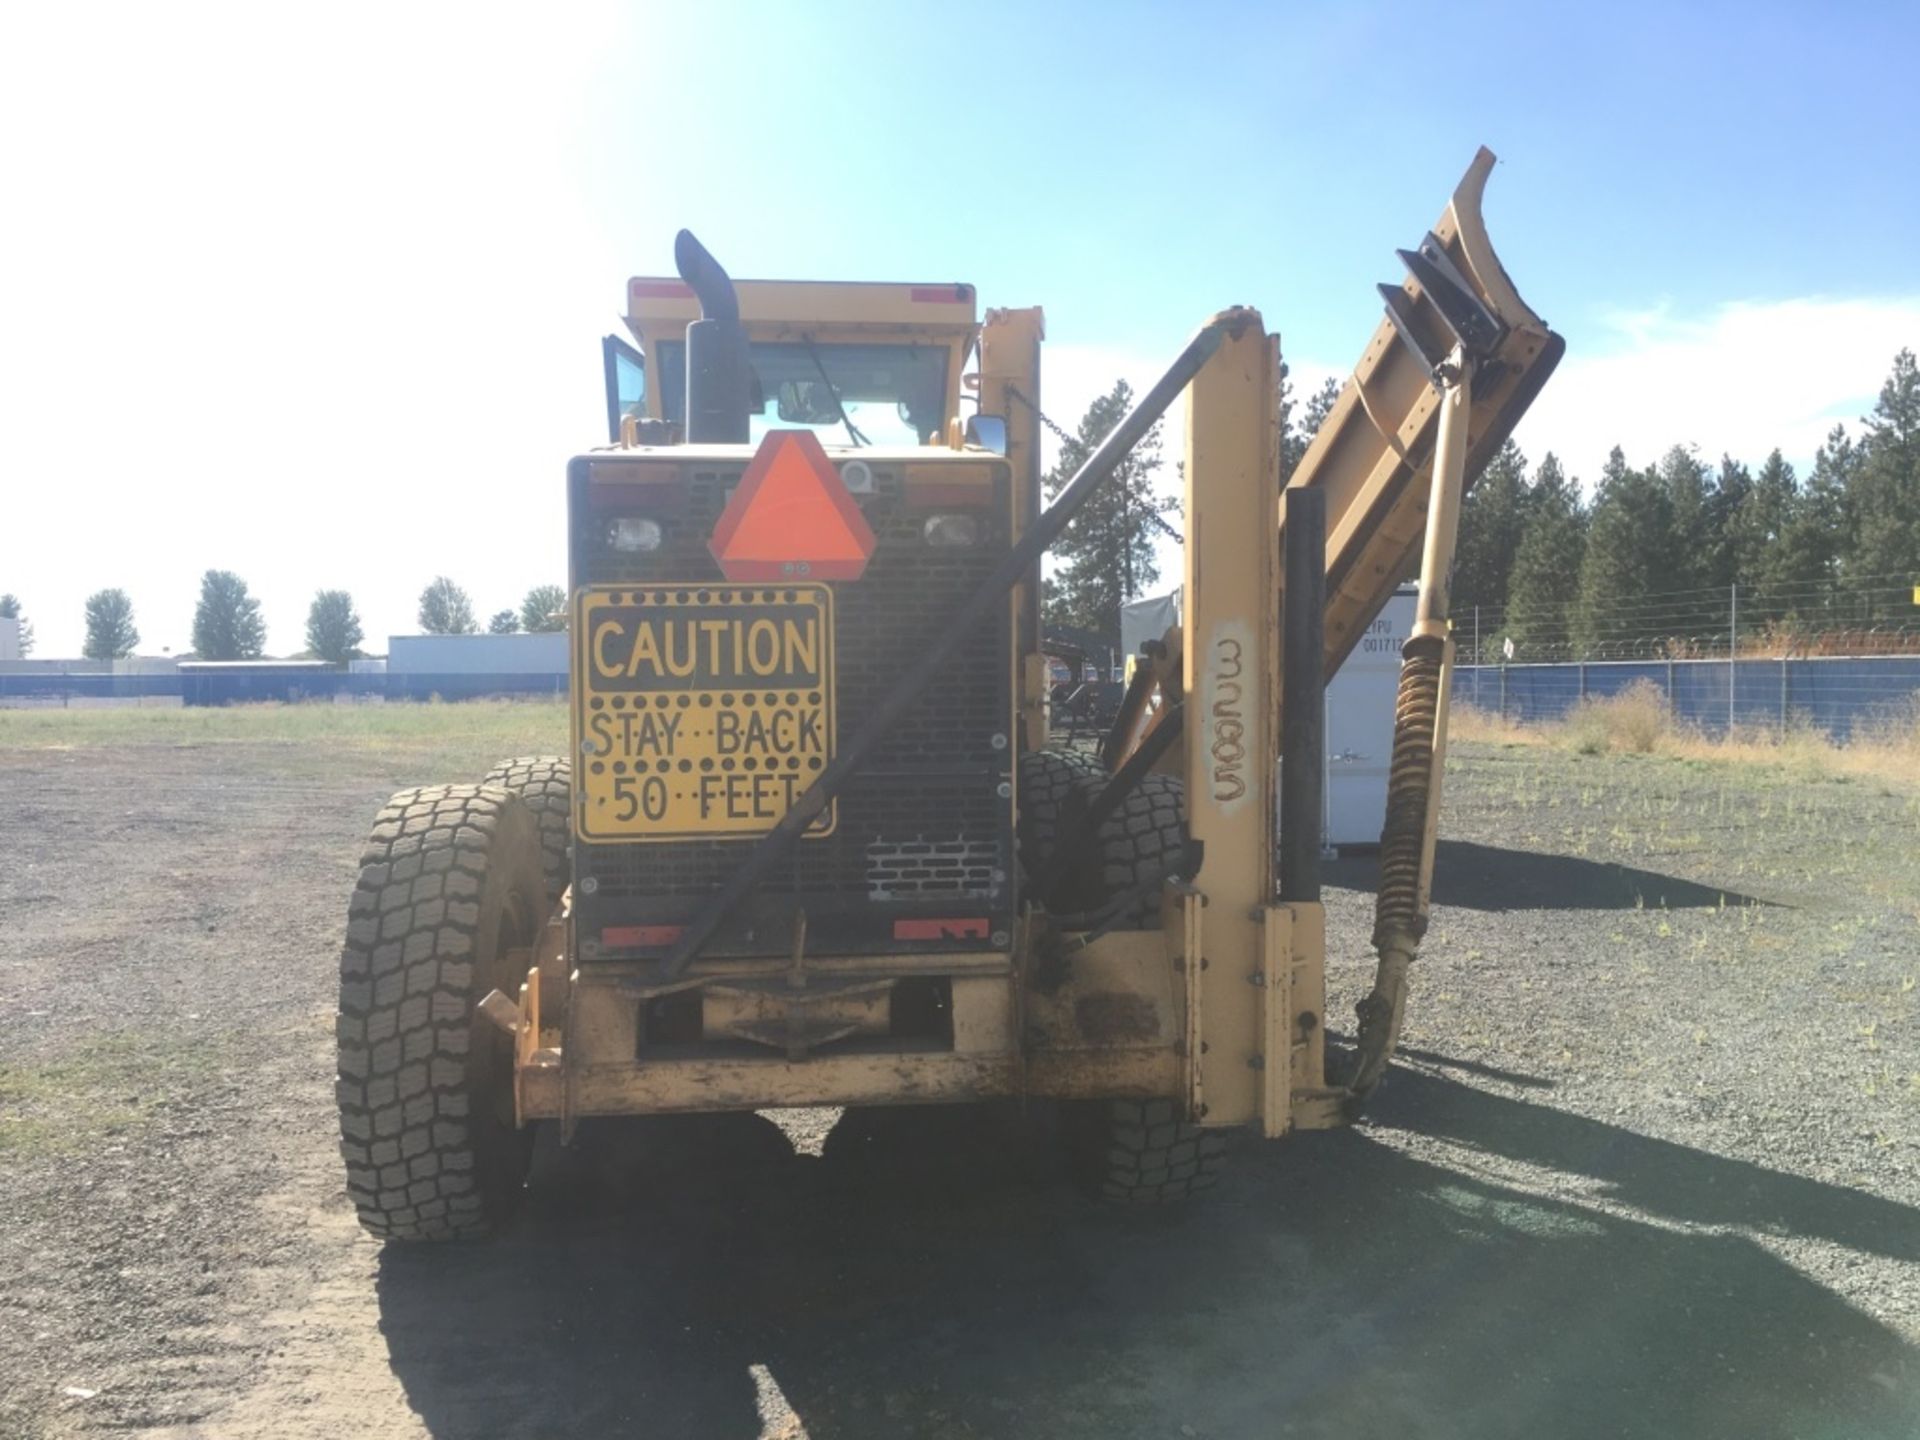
418,577,477,635
519,585,567,634
1575,447,1679,655
1703,454,1750,592
83,589,139,661
1768,428,1850,627
1730,450,1789,590
306,590,364,663
1280,373,1342,482
488,610,520,635
0,593,33,656
1453,440,1530,632
1041,379,1177,646
1655,445,1717,629
191,569,267,660
1503,453,1585,658
1844,349,1920,616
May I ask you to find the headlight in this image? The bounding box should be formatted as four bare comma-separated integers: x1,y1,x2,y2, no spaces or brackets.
923,514,982,547
607,516,663,552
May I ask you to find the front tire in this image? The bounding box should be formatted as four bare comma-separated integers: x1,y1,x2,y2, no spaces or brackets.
336,784,546,1241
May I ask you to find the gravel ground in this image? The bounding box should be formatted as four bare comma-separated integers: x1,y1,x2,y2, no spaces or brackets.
0,718,1915,1439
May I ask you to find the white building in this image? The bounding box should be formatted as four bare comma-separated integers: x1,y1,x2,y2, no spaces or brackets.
0,617,18,662
386,632,568,676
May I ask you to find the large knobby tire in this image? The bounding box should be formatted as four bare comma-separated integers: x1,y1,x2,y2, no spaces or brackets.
1052,770,1223,1203
1016,745,1104,883
1072,1097,1230,1205
482,755,571,903
337,785,546,1241
1058,768,1188,927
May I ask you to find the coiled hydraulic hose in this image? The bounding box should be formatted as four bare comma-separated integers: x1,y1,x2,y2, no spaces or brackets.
1345,354,1472,1105
1349,634,1447,1099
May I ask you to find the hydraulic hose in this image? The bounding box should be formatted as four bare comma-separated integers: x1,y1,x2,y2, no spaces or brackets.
1345,354,1472,1104
1348,635,1446,1098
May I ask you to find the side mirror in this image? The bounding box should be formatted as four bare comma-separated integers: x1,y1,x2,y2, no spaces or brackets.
965,414,1009,455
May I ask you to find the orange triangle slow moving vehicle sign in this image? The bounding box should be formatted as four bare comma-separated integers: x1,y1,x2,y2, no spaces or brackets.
709,430,877,582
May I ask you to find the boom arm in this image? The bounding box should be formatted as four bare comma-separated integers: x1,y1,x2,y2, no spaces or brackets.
1286,146,1562,678
1154,147,1561,1132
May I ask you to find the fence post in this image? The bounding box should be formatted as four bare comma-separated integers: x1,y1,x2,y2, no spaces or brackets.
1779,655,1788,734
1499,662,1509,723
1578,660,1587,701
1728,581,1738,734
1666,656,1675,717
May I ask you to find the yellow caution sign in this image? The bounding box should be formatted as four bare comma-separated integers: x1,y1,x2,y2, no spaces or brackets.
573,584,835,841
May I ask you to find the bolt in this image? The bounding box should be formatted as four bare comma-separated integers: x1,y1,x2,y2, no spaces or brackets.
990,930,1010,948
1249,972,1266,988
580,939,601,958
996,781,1012,799
1298,1011,1318,1031
1247,1055,1265,1071
990,732,1009,751
578,875,600,896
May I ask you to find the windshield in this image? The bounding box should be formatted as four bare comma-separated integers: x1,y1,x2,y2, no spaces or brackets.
658,339,948,447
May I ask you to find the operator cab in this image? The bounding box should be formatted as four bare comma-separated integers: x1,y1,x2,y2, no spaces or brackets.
605,275,980,448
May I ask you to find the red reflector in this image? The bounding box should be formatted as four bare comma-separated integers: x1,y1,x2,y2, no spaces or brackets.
909,285,973,304
601,925,684,948
629,280,694,299
710,430,876,581
893,918,990,941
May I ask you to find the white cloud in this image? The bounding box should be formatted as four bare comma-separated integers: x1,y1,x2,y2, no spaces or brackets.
1512,297,1920,485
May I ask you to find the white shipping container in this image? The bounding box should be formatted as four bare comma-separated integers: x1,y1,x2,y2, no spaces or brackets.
1323,587,1416,848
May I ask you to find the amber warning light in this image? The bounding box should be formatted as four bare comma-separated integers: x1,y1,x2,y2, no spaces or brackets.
709,430,876,582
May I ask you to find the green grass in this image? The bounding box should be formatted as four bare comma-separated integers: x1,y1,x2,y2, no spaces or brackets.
0,1031,232,1158
0,699,569,779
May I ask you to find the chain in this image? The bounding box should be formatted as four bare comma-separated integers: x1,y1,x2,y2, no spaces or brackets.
1005,383,1185,545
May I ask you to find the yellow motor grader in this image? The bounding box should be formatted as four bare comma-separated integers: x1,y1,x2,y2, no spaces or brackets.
336,148,1561,1239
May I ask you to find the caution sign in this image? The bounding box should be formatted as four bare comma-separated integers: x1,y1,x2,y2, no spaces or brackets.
574,584,835,842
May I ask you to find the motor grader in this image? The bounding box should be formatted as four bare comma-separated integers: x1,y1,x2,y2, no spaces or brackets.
335,147,1562,1240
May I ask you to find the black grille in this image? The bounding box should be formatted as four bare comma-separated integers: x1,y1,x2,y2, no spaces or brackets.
568,456,1014,958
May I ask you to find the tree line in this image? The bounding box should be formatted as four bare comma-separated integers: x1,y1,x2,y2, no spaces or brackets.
1454,348,1919,659
1041,350,1918,660
0,576,569,664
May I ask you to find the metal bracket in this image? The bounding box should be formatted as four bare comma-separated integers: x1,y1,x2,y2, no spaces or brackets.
1378,231,1506,382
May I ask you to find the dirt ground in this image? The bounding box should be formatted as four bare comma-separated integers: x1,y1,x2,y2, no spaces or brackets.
2,706,1916,1439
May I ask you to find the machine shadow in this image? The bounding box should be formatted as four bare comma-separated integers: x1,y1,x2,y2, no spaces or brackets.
1328,838,1772,911
374,1081,1919,1440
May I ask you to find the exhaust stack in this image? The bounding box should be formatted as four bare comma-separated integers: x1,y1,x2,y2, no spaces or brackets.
674,229,751,444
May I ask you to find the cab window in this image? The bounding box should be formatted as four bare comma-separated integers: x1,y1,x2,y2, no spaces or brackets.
602,335,647,441
658,339,948,447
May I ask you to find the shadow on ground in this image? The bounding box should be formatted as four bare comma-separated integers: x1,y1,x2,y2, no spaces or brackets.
374,1071,1918,1440
1328,838,1772,911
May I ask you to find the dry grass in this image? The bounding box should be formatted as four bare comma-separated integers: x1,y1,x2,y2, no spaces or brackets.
1452,682,1920,788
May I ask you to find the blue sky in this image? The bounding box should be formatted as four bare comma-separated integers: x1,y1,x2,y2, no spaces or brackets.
3,1,1916,656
